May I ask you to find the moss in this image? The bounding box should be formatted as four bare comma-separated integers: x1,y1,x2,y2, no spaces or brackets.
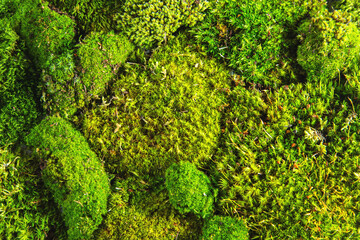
25,116,110,240
116,0,208,48
297,5,360,83
82,34,230,176
18,0,78,118
48,0,119,33
191,0,310,86
0,19,38,146
215,81,360,238
77,31,134,104
96,177,202,240
201,215,249,240
0,146,65,239
166,161,217,219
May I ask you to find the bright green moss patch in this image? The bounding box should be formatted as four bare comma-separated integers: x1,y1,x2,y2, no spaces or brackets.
0,146,64,239
25,116,110,240
165,161,216,219
96,177,202,239
215,82,360,238
82,34,230,176
116,0,208,48
201,215,249,240
0,88,39,147
297,5,360,83
77,31,134,104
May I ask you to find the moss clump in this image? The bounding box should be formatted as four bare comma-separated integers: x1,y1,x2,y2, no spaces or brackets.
201,215,249,240
0,145,65,239
116,0,208,48
18,1,78,117
25,116,110,240
82,34,230,176
297,4,360,83
215,81,360,238
0,19,25,96
0,19,38,147
96,177,202,239
191,0,310,86
77,31,134,104
166,161,216,219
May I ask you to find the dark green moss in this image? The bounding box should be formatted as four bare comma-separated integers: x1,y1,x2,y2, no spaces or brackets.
191,0,310,86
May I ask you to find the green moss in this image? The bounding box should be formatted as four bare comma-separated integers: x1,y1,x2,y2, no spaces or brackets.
297,5,360,83
0,146,65,239
77,31,134,104
191,0,310,86
19,1,78,117
215,81,360,238
81,34,230,176
116,0,208,48
96,177,202,240
48,0,119,33
0,19,25,96
25,116,110,240
0,19,38,146
201,215,249,240
166,161,216,219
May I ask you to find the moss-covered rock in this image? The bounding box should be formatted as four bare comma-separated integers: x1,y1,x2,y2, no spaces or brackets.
166,161,216,219
19,1,78,117
82,34,230,176
25,116,110,240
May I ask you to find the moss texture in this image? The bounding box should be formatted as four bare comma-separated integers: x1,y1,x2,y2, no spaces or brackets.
96,176,202,239
81,34,230,176
116,0,208,48
166,161,216,219
77,31,134,104
25,116,110,240
201,215,249,240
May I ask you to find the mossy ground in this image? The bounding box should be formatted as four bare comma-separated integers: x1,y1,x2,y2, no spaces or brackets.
1,0,360,239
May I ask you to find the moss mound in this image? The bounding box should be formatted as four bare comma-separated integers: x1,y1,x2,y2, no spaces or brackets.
77,31,134,104
201,215,249,240
166,161,216,219
25,116,110,240
82,34,230,175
